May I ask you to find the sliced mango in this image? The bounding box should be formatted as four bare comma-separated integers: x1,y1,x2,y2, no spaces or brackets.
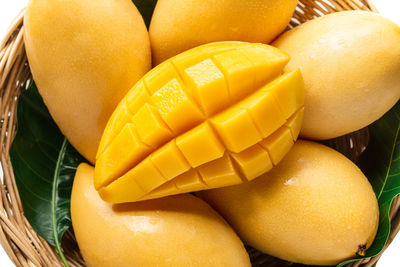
174,169,208,193
95,123,151,189
213,49,255,101
211,107,262,153
230,145,273,181
151,78,205,134
132,103,173,148
176,122,225,167
197,153,243,188
96,42,305,203
150,141,191,180
180,58,230,115
260,125,294,166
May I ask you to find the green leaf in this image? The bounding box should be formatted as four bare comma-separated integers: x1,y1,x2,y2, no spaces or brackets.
10,83,85,266
337,101,400,267
132,0,158,27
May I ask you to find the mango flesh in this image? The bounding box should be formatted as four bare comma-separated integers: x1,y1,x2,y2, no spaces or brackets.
24,0,151,163
149,0,298,65
71,163,251,267
200,140,379,266
273,11,400,140
95,42,305,203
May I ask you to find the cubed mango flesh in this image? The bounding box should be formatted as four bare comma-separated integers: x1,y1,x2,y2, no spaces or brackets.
95,42,305,203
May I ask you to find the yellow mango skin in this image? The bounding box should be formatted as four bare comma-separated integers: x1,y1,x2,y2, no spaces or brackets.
71,164,251,267
95,42,305,203
24,0,151,163
200,140,379,266
274,11,400,140
149,0,298,65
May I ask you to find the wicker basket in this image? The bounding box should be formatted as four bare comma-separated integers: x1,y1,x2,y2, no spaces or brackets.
0,0,399,266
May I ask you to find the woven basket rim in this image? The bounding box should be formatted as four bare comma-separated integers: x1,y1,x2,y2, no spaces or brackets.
0,0,399,266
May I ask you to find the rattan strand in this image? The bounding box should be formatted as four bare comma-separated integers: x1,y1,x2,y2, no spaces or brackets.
0,0,397,266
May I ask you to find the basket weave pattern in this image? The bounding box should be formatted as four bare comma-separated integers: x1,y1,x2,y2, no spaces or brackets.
0,0,399,266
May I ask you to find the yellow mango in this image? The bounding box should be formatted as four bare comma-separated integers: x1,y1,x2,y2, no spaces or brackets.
274,11,400,140
71,164,251,267
200,140,379,266
149,0,298,65
24,0,151,162
95,42,305,203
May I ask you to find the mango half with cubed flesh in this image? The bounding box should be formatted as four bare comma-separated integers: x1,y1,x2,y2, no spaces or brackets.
95,42,305,203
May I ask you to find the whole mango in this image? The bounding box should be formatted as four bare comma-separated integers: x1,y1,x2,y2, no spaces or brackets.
71,163,251,267
274,11,400,140
200,140,379,266
149,0,298,65
95,42,305,203
24,0,151,162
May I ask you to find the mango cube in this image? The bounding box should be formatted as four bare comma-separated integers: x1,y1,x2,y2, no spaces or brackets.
151,78,204,134
150,141,191,180
213,49,255,101
144,61,181,94
286,107,305,141
230,145,273,181
96,99,130,158
95,123,151,189
174,169,208,193
141,180,178,200
260,125,294,165
197,154,243,188
243,44,290,87
132,158,167,192
95,42,305,203
132,103,173,147
176,122,225,167
239,90,286,138
263,69,305,119
181,58,230,115
211,108,262,153
126,82,151,114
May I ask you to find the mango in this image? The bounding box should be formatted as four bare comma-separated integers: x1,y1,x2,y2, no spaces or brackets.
95,42,305,203
71,163,251,267
149,0,298,65
24,0,151,163
200,140,379,266
274,11,400,140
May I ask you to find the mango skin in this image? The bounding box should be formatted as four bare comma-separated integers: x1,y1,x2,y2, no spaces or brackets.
200,140,379,266
273,11,400,140
24,0,151,163
71,163,251,267
149,0,298,65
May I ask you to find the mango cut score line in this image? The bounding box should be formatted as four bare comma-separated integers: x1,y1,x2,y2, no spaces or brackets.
95,42,305,203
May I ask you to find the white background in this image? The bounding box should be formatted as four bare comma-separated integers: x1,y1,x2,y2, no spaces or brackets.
0,0,399,266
